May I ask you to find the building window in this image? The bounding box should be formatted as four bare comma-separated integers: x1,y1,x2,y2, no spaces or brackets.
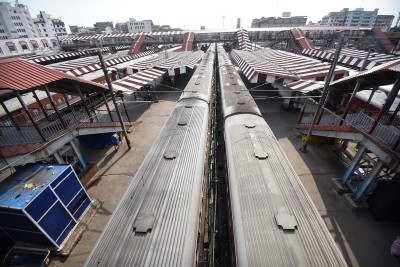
20,43,28,50
6,43,17,52
0,47,3,54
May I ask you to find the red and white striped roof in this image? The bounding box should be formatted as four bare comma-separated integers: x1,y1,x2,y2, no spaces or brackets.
231,49,348,86
48,51,154,76
302,48,399,70
60,31,184,42
285,80,325,93
236,29,252,52
111,68,165,94
129,51,203,75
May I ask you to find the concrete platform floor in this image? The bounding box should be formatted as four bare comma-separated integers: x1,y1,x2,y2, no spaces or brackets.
49,94,400,267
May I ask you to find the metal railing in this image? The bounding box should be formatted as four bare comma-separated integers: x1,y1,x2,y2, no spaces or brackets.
300,108,400,149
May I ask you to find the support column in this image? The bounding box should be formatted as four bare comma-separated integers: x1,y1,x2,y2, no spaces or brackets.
70,140,87,170
388,101,400,124
15,91,46,141
369,76,400,133
341,145,366,185
101,92,114,122
32,90,49,120
340,78,363,125
54,151,66,164
76,86,93,122
0,101,19,130
43,85,67,129
354,160,384,201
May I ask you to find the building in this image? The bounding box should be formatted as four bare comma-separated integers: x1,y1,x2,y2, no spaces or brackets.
375,15,395,32
345,8,378,27
127,18,152,33
0,1,38,39
115,22,128,33
33,11,67,38
320,10,347,26
0,36,60,57
319,8,393,30
69,25,79,34
251,16,307,28
93,21,113,34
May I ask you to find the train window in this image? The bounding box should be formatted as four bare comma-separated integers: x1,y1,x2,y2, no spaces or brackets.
185,105,193,108
178,120,187,126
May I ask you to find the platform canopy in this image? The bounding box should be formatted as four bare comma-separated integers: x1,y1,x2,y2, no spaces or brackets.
325,59,400,91
302,47,399,70
231,49,349,89
46,51,154,76
0,57,107,98
129,51,204,76
111,68,165,94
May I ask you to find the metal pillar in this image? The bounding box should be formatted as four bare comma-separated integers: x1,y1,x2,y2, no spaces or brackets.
388,101,400,124
0,101,19,130
369,75,400,133
98,50,131,149
341,145,366,185
101,92,114,122
70,139,87,169
76,86,93,122
42,85,67,129
354,160,383,201
63,93,72,110
300,35,344,152
15,91,46,141
54,151,66,164
32,90,50,120
340,78,363,125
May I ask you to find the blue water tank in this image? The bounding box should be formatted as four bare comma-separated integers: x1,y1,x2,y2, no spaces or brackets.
0,164,91,250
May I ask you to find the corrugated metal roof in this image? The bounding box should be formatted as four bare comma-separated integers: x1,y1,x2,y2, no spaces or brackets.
326,59,400,91
0,57,107,93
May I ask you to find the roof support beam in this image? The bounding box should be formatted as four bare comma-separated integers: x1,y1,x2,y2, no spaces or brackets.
42,84,67,129
15,91,46,141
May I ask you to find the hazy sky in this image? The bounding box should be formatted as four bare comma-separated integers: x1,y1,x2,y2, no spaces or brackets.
20,0,399,30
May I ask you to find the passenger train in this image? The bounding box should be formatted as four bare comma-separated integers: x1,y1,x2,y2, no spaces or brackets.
84,46,215,266
85,44,347,266
217,45,347,266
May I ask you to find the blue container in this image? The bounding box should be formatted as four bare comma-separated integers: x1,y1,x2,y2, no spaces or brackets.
0,164,91,249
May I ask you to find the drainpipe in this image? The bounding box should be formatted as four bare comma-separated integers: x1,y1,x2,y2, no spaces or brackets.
42,85,67,129
15,91,46,141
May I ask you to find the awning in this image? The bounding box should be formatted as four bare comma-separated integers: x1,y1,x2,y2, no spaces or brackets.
111,68,165,94
285,80,325,93
6,42,15,46
231,49,348,84
0,57,108,94
18,40,27,45
41,39,48,43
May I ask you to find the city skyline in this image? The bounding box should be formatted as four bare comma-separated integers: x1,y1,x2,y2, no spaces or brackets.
17,0,400,30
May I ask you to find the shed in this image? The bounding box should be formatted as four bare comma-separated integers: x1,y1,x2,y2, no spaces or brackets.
0,164,91,249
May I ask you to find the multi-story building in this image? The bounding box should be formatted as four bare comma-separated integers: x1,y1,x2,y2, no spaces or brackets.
69,25,79,34
115,22,128,33
0,1,38,39
320,11,347,26
319,8,393,30
33,11,67,38
127,18,152,33
93,21,113,34
374,15,394,32
345,8,378,27
251,16,307,28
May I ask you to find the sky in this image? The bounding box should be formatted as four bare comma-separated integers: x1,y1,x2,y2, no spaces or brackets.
19,0,399,31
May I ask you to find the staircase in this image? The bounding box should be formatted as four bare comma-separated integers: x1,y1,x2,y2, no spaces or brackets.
236,29,252,51
371,28,395,53
128,34,147,54
181,32,195,51
290,28,315,51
